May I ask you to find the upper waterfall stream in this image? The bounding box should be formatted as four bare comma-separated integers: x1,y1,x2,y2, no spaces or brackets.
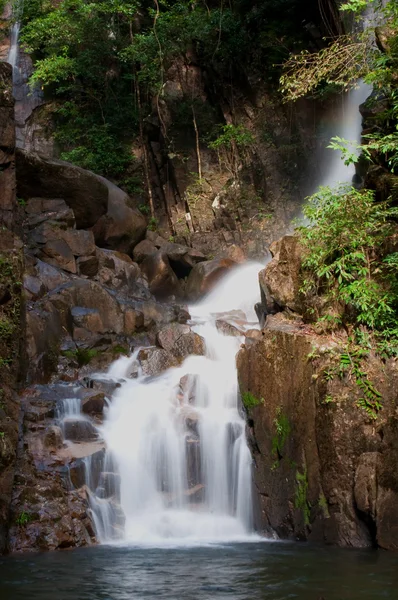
84,262,266,546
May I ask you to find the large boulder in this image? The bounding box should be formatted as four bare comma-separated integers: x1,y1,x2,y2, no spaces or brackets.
258,235,302,314
157,323,205,359
185,257,237,302
16,150,108,229
141,250,183,300
91,178,146,254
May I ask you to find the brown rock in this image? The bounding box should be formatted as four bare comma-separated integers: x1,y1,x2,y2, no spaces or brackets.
91,179,146,254
259,235,302,313
216,319,244,337
157,323,205,358
138,347,179,376
133,239,157,263
81,392,106,416
60,229,96,257
43,425,64,449
77,255,99,277
124,308,144,335
25,198,75,229
185,257,237,302
63,418,98,442
141,251,183,299
41,239,77,274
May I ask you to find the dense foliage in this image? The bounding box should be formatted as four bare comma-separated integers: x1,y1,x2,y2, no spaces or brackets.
19,0,327,180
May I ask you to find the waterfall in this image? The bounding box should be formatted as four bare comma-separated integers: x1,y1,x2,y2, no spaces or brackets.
7,22,21,74
6,3,43,149
320,82,372,188
84,261,265,546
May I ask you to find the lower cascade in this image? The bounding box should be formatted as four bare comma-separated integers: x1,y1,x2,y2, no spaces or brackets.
72,262,264,545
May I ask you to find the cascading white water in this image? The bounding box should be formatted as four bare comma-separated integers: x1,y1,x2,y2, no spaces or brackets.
87,261,266,546
320,82,372,188
7,22,21,74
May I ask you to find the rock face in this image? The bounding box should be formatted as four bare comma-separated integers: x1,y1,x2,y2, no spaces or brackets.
0,63,16,230
237,321,398,550
0,65,24,554
141,251,183,300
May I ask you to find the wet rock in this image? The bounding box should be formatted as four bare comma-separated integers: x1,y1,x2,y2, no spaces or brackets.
138,347,179,376
96,472,121,499
63,418,98,442
69,449,105,490
141,250,183,299
185,257,237,302
43,425,64,450
41,239,77,274
81,392,106,416
216,319,244,337
91,179,146,254
157,323,205,359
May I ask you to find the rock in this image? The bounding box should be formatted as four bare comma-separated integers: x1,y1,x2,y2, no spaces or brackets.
71,307,104,334
237,324,398,549
354,453,378,520
48,280,124,335
375,25,396,55
221,245,246,263
35,259,70,291
81,392,106,416
141,251,183,299
132,239,157,263
123,307,144,335
63,418,98,442
77,255,99,277
216,319,244,337
59,229,96,257
96,248,144,294
138,347,179,376
91,178,146,254
43,425,64,449
157,323,205,359
41,239,77,274
23,274,44,300
16,149,109,229
258,235,302,314
185,257,237,302
25,198,75,229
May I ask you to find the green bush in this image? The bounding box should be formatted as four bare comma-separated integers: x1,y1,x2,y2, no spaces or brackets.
299,185,398,353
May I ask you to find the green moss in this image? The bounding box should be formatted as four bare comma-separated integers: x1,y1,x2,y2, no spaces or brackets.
318,493,330,518
295,468,310,526
242,391,263,409
271,407,291,462
62,348,99,367
112,345,129,356
15,511,31,526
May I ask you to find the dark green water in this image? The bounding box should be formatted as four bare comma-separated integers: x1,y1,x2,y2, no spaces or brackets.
0,542,397,600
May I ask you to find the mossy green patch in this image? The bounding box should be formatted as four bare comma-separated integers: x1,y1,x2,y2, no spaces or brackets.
295,468,310,526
